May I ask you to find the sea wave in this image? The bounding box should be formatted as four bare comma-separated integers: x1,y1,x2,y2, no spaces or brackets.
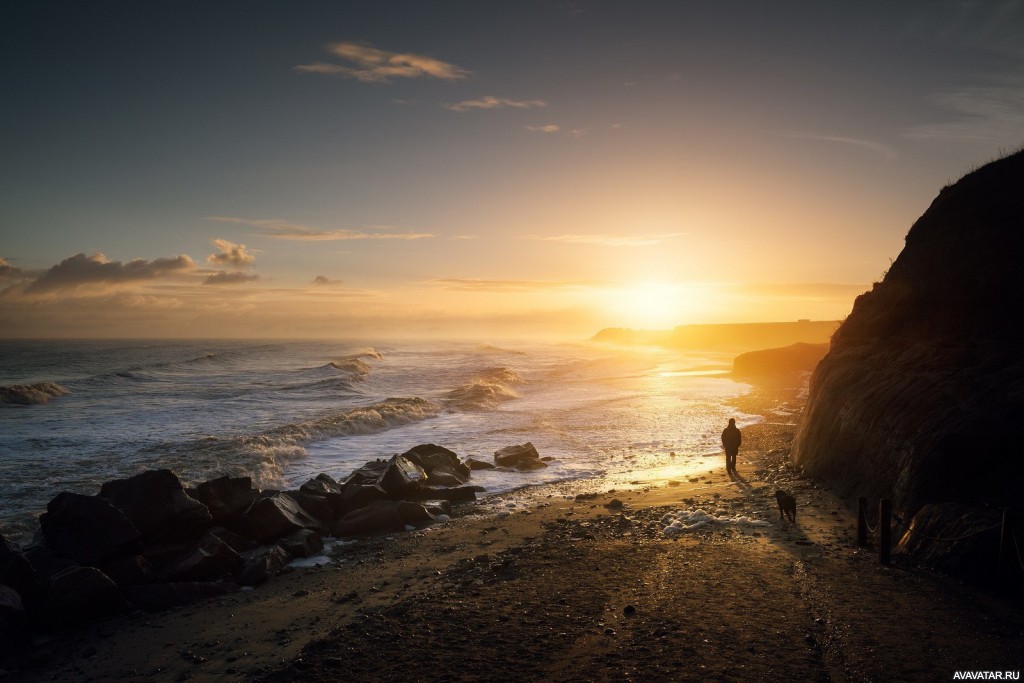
0,382,71,405
444,367,524,411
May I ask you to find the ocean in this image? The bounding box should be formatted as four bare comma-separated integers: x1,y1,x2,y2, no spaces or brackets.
0,339,760,542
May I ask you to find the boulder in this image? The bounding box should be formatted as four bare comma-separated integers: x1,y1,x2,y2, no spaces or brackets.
283,490,335,527
464,458,496,471
279,529,324,558
402,444,471,484
516,459,548,471
22,536,77,579
38,566,126,628
0,532,40,603
299,473,347,516
334,482,388,515
151,531,242,583
242,491,326,544
239,545,291,586
332,500,435,537
409,485,481,504
344,459,390,487
97,555,153,586
376,455,428,497
123,581,240,612
208,526,258,554
39,492,142,565
0,584,30,651
494,442,541,468
188,476,257,525
99,469,212,544
420,500,453,517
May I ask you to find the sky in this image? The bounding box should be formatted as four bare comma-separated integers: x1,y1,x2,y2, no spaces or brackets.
1,0,1022,339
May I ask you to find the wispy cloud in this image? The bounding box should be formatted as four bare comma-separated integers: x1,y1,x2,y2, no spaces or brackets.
567,128,590,138
311,275,343,286
905,76,1024,145
207,238,256,267
0,257,25,281
24,252,197,295
294,42,469,83
782,132,897,161
529,232,686,247
445,96,546,112
429,278,598,292
526,124,560,133
204,271,260,286
206,216,433,241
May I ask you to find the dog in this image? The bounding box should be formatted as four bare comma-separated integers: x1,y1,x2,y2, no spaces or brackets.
775,489,797,523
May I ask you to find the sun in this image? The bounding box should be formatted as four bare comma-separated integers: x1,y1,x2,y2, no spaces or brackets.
608,282,703,330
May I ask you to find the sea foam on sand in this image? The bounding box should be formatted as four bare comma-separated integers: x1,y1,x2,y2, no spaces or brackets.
661,508,771,535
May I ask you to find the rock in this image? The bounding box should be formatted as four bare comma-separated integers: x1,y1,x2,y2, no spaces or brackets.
279,529,324,558
150,531,242,583
122,581,240,612
98,469,212,544
332,500,435,537
344,459,390,487
22,536,77,579
239,545,291,586
516,459,548,471
39,492,142,565
464,458,496,471
401,444,471,484
376,454,428,497
208,526,258,554
334,483,389,516
607,499,624,510
38,566,126,628
97,555,152,586
283,490,335,527
494,442,541,468
242,491,327,544
299,473,347,516
420,500,453,517
188,476,257,525
0,532,39,603
0,584,30,652
409,485,481,504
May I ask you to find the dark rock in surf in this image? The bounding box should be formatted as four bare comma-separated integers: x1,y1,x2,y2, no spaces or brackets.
408,485,481,504
242,491,327,544
239,545,291,586
332,500,435,537
402,444,471,485
22,536,77,579
0,532,40,604
38,566,127,628
98,469,212,544
516,459,548,471
300,473,348,516
97,554,153,586
283,490,335,527
279,529,324,559
334,482,389,516
494,442,542,468
208,526,258,554
122,581,240,612
188,476,258,525
464,458,496,471
39,492,142,566
376,455,428,497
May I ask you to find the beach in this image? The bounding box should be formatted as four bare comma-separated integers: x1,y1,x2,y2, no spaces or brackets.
8,387,1023,682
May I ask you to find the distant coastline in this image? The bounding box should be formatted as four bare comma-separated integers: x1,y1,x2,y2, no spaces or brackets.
592,319,840,351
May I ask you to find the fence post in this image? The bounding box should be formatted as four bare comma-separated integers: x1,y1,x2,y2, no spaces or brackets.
879,499,892,565
857,497,868,547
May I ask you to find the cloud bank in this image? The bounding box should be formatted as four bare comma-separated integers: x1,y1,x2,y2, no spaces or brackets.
24,252,197,295
446,96,546,112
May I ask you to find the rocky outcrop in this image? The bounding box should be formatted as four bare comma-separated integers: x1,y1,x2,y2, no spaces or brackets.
494,442,546,470
731,342,829,382
99,469,212,543
38,492,142,566
792,150,1024,579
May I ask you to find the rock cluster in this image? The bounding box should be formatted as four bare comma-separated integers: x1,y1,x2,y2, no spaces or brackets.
0,441,542,651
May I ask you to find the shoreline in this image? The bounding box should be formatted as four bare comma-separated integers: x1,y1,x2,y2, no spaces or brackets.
6,384,1024,681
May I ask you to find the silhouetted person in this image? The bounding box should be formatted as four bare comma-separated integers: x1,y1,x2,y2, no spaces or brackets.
721,418,741,475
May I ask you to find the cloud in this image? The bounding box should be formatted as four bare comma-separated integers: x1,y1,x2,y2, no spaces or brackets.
782,132,897,161
311,275,343,286
207,216,433,241
529,233,686,247
24,252,197,295
207,238,256,267
429,278,597,292
203,271,260,286
567,128,590,138
294,42,469,83
526,124,560,133
445,96,546,112
0,257,25,281
905,76,1024,145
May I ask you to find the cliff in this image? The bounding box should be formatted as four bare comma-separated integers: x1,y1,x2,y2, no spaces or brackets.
792,149,1024,580
731,342,829,382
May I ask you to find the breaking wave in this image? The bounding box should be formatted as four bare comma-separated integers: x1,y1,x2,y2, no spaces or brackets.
444,367,524,411
0,382,70,405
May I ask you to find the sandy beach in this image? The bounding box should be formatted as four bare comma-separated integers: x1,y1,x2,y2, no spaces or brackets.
6,388,1023,682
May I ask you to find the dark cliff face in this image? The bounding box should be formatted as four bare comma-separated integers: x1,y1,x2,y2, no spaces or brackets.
792,150,1024,519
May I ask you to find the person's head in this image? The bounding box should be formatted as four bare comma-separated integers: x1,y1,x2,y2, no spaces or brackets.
728,418,736,426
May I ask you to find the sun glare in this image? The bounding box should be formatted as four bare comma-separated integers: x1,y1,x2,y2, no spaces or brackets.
609,282,703,330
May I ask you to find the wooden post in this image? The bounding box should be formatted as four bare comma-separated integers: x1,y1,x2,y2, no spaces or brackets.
857,497,868,547
879,499,892,565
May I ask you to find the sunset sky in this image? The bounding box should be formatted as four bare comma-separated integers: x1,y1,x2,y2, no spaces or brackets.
2,1,1022,338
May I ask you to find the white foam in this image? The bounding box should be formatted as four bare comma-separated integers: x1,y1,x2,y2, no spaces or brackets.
661,508,771,535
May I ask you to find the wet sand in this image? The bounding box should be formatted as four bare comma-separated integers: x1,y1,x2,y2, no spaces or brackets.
7,388,1024,681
